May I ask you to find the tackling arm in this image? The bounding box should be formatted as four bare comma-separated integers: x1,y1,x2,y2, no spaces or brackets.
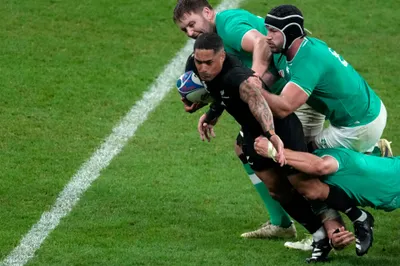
241,30,271,77
254,136,338,175
260,71,278,89
284,149,339,176
260,82,309,118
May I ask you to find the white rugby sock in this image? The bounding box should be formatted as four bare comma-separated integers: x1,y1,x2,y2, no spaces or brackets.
312,226,326,242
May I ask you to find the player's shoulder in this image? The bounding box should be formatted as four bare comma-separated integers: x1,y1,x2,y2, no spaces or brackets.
299,37,330,57
290,37,327,68
223,54,249,73
185,53,196,72
216,9,258,29
216,9,252,21
221,55,253,80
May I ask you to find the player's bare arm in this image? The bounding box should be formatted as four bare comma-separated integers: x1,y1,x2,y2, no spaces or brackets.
241,30,271,77
283,149,338,176
239,76,275,133
260,71,278,88
261,82,309,118
254,137,338,175
239,76,286,165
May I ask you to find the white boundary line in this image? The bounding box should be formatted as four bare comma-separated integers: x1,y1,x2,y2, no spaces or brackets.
0,1,245,265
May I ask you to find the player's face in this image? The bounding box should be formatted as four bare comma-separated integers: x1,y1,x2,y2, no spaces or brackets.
194,49,225,81
266,26,284,53
176,9,215,39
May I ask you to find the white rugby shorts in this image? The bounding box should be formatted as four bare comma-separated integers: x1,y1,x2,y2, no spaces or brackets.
314,101,387,152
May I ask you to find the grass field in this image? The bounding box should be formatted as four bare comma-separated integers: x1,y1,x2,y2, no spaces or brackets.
1,0,400,265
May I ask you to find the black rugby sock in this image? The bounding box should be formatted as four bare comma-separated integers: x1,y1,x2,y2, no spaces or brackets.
280,190,323,234
324,184,362,222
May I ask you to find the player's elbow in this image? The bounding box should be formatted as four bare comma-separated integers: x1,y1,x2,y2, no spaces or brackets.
273,108,292,118
314,161,332,176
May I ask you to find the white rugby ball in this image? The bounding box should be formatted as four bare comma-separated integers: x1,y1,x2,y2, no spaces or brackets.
176,71,213,104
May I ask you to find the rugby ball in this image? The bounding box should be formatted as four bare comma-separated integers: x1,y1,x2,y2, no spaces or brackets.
176,71,213,104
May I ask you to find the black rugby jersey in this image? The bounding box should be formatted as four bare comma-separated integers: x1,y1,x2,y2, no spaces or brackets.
186,54,267,137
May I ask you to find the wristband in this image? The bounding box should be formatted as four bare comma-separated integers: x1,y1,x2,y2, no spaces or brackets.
264,130,276,140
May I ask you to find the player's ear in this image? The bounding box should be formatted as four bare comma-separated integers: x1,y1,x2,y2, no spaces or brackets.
202,7,212,20
219,50,226,63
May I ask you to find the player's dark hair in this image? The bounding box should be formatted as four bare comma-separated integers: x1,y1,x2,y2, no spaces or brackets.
193,32,224,53
173,0,213,22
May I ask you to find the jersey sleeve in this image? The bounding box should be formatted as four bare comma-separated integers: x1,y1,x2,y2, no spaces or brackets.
290,55,321,96
223,66,254,88
205,102,225,123
218,18,255,53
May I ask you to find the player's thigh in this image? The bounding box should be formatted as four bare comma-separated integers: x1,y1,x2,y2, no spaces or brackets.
254,168,280,193
287,172,328,200
295,103,325,141
360,102,387,151
255,168,294,200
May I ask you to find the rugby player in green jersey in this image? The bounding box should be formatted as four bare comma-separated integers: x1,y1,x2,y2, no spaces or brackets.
255,136,400,257
173,0,327,243
262,5,392,157
254,3,393,257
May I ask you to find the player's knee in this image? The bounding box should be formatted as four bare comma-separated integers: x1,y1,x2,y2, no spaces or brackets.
300,187,325,201
268,186,294,204
234,142,242,156
268,190,283,202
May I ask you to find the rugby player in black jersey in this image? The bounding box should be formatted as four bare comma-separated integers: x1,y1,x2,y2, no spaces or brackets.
187,32,338,263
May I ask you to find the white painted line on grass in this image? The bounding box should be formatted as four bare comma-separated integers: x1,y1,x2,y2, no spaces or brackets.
0,1,245,265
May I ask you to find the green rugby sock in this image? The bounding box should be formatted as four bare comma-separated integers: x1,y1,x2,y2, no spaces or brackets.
243,163,292,228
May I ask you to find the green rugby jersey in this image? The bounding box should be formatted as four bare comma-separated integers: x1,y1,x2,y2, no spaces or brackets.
314,148,400,211
272,37,381,127
215,9,285,94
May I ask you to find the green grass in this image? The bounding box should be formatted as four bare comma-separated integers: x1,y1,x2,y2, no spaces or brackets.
1,0,400,265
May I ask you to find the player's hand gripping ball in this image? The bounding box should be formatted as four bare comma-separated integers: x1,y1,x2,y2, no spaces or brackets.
177,71,213,104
